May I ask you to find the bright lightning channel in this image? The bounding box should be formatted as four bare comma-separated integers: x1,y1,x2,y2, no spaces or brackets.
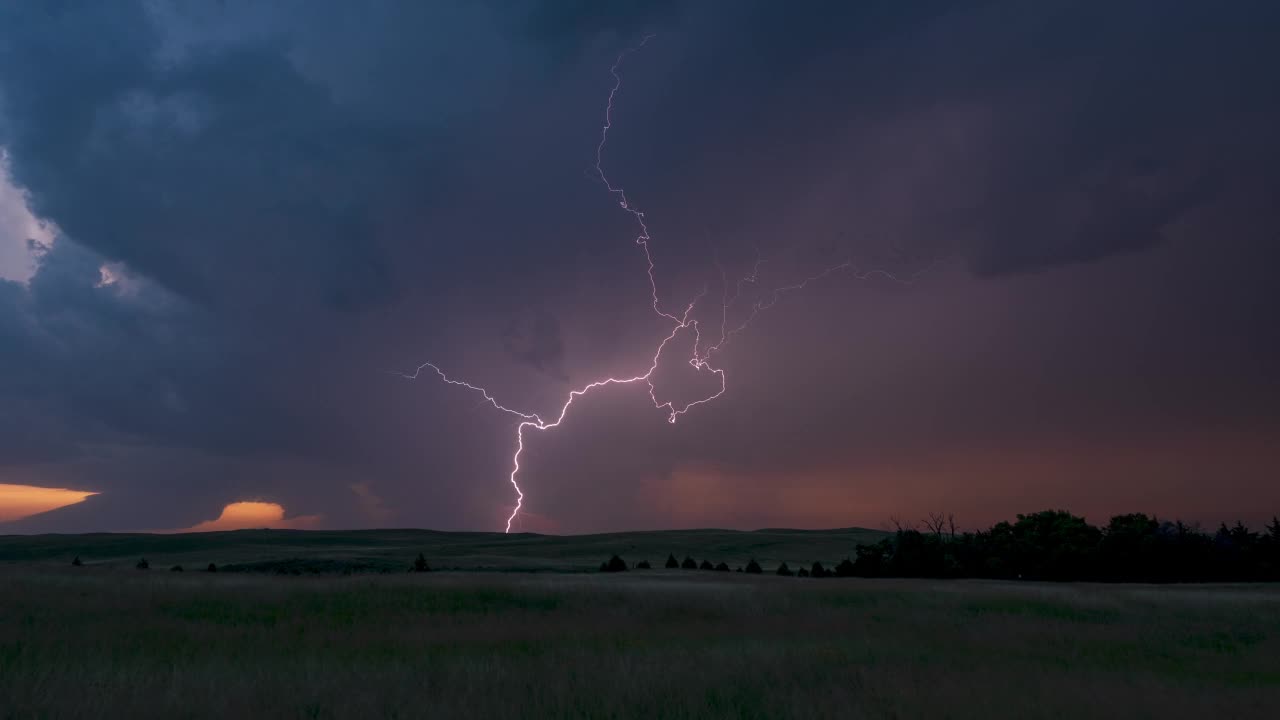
396,37,925,533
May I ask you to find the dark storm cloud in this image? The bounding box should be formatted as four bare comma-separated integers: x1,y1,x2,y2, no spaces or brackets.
0,1,1276,532
503,307,569,381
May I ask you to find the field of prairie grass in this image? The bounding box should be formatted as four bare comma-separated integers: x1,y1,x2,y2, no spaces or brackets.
2,566,1278,719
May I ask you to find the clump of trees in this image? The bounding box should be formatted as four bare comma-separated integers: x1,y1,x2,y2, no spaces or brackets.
681,556,698,570
846,511,1280,582
745,559,762,574
411,553,431,573
665,554,679,569
599,555,628,573
714,562,730,572
776,562,793,577
636,560,651,569
699,559,714,570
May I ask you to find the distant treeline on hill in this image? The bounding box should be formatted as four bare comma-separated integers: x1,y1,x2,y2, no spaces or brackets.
618,511,1280,583
852,511,1280,582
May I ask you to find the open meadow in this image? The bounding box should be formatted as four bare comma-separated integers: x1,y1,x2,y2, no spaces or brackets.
2,530,1279,719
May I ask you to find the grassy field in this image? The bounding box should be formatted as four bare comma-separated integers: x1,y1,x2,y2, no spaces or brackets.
0,527,887,573
2,533,1278,718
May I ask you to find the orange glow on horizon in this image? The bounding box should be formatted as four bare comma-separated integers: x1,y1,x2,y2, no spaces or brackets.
0,483,98,523
175,501,322,533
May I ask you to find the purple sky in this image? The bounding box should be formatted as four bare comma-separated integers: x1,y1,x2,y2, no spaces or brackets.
1,1,1277,533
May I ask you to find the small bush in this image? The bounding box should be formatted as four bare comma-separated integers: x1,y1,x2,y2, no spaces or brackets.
635,560,651,569
665,554,679,568
71,556,82,567
412,553,431,573
136,558,149,570
602,555,628,572
811,562,828,578
776,562,794,576
699,559,714,570
714,561,730,571
745,559,762,574
798,567,810,577
170,565,183,572
206,563,217,573
681,556,698,569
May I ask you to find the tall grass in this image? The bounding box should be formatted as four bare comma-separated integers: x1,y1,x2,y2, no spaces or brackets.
1,569,1277,719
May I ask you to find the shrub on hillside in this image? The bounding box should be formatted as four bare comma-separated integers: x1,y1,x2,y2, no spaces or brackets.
810,562,828,578
834,558,856,577
699,559,714,570
715,562,729,571
681,556,698,569
170,565,183,572
745,559,762,574
412,553,431,573
636,560,651,569
797,567,810,577
207,563,218,573
602,555,628,572
776,562,793,577
136,558,149,570
665,554,679,568
71,556,82,567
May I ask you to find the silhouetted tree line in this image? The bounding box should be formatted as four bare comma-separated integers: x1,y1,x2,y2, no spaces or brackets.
593,512,1279,582
609,555,761,574
849,511,1280,582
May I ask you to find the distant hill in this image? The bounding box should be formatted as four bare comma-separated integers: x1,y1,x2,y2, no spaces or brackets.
0,527,888,573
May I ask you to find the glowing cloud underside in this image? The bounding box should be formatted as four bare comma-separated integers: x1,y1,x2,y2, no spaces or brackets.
0,483,97,523
398,37,924,532
176,501,322,533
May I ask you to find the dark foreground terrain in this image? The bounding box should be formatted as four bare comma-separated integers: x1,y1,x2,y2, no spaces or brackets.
2,531,1278,719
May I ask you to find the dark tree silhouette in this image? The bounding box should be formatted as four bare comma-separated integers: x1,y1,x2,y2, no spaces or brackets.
776,562,794,576
170,565,183,572
665,554,679,569
810,562,828,578
71,556,82,567
745,559,762,574
735,567,744,572
797,567,810,577
136,558,149,570
207,563,218,573
924,512,948,537
845,509,1280,582
681,556,698,569
714,561,730,572
412,553,431,573
603,555,628,572
699,559,714,570
834,558,855,577
636,560,651,569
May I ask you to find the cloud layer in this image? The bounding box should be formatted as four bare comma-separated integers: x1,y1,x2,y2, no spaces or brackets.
1,1,1277,532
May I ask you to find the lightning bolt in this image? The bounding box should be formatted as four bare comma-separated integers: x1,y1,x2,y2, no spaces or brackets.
396,37,929,532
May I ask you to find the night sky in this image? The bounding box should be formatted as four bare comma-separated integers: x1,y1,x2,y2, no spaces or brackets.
1,1,1277,534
